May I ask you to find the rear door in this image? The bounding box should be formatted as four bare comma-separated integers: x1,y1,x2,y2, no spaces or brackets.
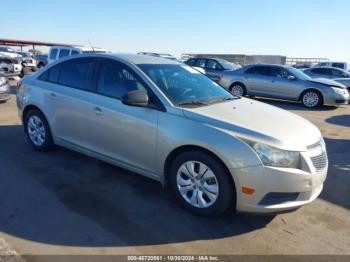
42,57,96,149
205,59,223,82
243,66,275,95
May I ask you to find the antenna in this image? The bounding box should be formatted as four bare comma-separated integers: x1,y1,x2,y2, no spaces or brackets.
88,38,95,53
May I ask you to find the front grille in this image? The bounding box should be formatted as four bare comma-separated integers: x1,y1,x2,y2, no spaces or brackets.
310,151,328,172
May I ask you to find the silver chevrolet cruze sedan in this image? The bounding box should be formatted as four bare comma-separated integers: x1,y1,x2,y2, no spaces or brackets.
17,54,328,216
219,64,349,108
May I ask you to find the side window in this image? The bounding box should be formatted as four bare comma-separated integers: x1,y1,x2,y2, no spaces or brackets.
97,60,146,99
206,60,222,70
49,49,58,60
58,58,95,91
312,68,325,74
332,63,345,69
186,59,195,66
71,50,79,56
245,66,270,76
269,67,283,78
59,49,70,58
331,69,345,77
195,59,206,68
38,64,62,83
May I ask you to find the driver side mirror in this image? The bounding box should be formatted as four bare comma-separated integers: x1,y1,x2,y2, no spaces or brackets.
122,90,149,107
287,75,296,81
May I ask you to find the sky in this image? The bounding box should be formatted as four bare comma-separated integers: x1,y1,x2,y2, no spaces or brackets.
2,0,350,61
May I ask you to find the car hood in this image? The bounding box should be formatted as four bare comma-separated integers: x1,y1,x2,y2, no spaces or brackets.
182,98,321,152
308,78,346,88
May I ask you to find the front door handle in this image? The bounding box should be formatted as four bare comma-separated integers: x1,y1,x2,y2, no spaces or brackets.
50,93,57,99
94,106,103,115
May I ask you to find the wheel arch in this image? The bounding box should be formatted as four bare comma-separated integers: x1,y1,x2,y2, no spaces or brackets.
163,145,237,205
299,88,324,104
22,104,51,134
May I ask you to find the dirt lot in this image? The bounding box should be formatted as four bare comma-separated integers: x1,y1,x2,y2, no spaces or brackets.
0,90,349,258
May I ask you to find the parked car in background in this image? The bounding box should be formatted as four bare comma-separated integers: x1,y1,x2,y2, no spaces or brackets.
35,54,48,68
312,61,348,71
219,64,349,108
0,73,10,102
17,54,328,215
293,64,311,69
18,52,37,73
303,67,350,89
0,46,21,58
184,57,240,82
0,57,23,77
48,46,108,63
138,52,179,61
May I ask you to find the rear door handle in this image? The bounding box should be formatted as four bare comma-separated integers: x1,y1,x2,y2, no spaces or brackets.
50,93,57,99
94,106,103,115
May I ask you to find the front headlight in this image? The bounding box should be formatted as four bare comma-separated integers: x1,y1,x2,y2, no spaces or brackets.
332,87,347,95
250,142,300,168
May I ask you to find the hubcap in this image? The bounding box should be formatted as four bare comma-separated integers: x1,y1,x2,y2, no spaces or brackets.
303,92,319,108
27,115,46,146
176,161,219,208
231,85,244,97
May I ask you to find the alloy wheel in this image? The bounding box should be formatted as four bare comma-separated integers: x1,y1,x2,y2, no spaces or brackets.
231,85,244,97
303,92,319,108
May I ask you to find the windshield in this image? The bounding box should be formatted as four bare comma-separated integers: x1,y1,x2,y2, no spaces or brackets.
138,64,234,106
216,59,236,70
287,67,312,81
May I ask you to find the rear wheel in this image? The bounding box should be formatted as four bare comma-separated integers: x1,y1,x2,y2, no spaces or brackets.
169,150,234,216
24,109,53,151
301,90,323,108
230,83,246,97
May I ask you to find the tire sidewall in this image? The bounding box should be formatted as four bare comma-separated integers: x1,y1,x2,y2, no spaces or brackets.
24,109,53,151
169,151,234,216
230,83,246,97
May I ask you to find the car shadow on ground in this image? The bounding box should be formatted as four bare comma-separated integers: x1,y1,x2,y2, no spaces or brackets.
321,138,350,210
0,125,274,247
325,115,350,128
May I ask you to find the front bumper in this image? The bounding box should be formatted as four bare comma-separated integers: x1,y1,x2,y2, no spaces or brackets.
323,89,349,106
232,141,328,213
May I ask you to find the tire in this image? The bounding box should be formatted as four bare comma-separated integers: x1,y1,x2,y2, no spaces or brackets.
24,109,53,151
301,90,323,108
230,83,246,97
169,150,234,216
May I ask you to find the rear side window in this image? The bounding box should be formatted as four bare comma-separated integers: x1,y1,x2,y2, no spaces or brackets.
332,63,345,69
38,64,62,83
311,68,325,74
49,49,58,60
58,58,95,91
185,59,195,66
97,60,146,99
71,50,79,56
59,49,70,58
195,59,206,68
245,66,270,76
206,60,222,70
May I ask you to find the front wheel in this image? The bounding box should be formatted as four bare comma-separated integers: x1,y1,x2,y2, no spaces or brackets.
301,90,323,108
169,151,234,216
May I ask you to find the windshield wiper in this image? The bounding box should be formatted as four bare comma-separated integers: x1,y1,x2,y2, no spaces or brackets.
176,100,209,107
207,96,240,105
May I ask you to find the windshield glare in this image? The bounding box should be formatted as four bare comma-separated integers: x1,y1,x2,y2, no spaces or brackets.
139,64,234,106
287,67,312,80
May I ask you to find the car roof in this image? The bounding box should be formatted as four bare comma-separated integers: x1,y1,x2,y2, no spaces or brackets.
111,53,181,65
311,66,345,70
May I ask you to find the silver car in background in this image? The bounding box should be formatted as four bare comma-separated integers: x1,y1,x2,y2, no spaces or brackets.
303,67,350,89
219,64,349,108
17,54,328,216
